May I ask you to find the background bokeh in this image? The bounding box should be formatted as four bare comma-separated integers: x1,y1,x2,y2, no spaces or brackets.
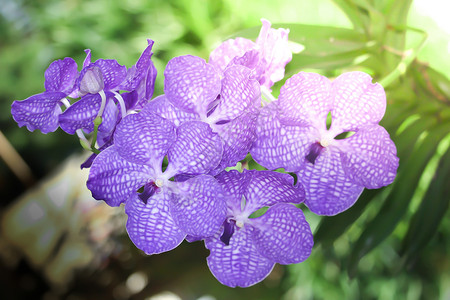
0,0,449,299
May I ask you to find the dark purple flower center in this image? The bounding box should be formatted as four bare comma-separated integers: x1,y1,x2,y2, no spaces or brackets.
138,181,159,204
305,142,324,164
220,219,236,245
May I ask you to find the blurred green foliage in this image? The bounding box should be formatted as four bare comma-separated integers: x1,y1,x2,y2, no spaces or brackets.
0,0,449,299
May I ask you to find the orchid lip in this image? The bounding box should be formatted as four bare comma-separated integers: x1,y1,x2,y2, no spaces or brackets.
305,142,324,164
138,181,158,204
220,219,236,246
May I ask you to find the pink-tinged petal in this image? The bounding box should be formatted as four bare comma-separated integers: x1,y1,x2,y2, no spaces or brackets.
99,97,119,134
298,148,364,216
215,170,250,212
209,65,260,123
114,109,176,165
251,103,316,172
330,71,386,132
125,192,186,255
205,227,275,288
169,175,227,238
87,146,152,206
255,19,292,89
340,125,399,189
244,170,304,213
59,93,102,134
168,121,223,175
164,55,221,115
251,203,313,264
11,91,64,134
209,38,257,73
277,72,332,128
44,57,78,94
211,108,258,172
142,95,199,127
228,49,262,72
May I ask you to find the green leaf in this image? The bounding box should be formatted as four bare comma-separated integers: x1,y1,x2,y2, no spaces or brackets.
400,137,450,267
287,49,371,72
347,123,449,278
331,0,368,32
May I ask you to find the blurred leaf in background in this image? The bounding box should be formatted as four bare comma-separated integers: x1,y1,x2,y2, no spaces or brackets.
0,0,449,299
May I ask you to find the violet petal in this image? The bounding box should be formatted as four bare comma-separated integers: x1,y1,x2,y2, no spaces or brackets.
298,148,364,215
340,124,399,189
142,95,199,127
251,203,313,264
209,37,257,73
277,72,331,128
169,175,227,238
209,65,260,123
205,227,274,288
11,91,65,134
125,192,186,255
250,103,315,172
330,71,386,132
58,93,102,134
44,57,78,94
113,108,176,165
87,146,153,206
243,170,305,213
168,121,223,175
164,55,221,115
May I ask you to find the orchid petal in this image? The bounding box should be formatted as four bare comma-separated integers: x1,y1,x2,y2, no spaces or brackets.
215,170,250,212
209,38,257,73
44,57,78,94
58,93,103,134
277,72,331,128
330,71,386,132
169,175,227,238
205,227,274,288
120,39,156,91
298,148,364,216
125,192,186,255
251,203,313,264
114,109,176,165
87,146,152,206
251,103,315,172
92,59,127,91
168,121,222,175
340,125,399,189
211,108,258,172
209,65,260,122
11,91,64,134
164,55,221,115
142,95,199,127
256,19,292,89
243,170,304,213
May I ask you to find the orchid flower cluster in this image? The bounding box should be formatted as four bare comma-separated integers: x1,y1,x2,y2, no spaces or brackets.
11,19,399,288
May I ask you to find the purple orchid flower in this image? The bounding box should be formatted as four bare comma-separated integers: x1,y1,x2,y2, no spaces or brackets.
87,108,227,254
145,55,261,174
209,18,292,91
60,41,156,148
58,50,127,136
204,170,313,288
251,71,399,216
11,57,78,133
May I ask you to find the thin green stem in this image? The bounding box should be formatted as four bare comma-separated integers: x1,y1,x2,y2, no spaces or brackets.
379,26,428,88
